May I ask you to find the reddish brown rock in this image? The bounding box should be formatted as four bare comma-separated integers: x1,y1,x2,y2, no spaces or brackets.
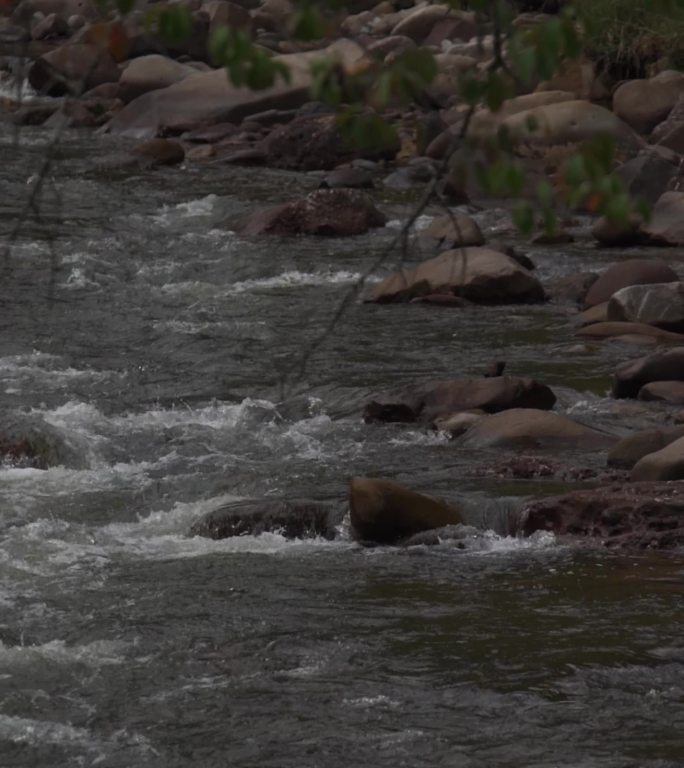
349,477,463,544
364,376,556,424
518,482,684,548
584,258,679,309
241,189,386,237
130,138,185,167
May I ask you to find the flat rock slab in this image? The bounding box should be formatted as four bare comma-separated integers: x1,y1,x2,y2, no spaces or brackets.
518,481,684,548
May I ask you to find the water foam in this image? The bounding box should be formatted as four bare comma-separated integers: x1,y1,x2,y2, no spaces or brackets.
0,638,127,667
150,194,218,225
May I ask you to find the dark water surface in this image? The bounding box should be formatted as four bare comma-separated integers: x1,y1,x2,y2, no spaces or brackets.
2,123,684,768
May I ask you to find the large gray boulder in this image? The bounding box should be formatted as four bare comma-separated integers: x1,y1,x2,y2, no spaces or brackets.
106,40,364,138
371,248,544,304
607,282,684,330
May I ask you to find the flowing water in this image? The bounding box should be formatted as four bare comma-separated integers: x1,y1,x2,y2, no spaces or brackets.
2,122,684,768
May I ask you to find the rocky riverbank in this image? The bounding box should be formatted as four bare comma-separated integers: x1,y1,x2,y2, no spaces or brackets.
2,0,684,549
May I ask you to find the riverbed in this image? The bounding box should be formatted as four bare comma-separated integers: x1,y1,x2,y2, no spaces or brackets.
2,123,684,768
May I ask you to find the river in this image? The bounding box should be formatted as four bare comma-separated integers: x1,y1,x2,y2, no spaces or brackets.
1,121,684,768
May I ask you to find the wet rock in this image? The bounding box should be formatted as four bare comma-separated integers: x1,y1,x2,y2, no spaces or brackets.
261,114,398,171
240,188,386,237
130,138,185,167
382,160,436,190
639,381,684,405
0,413,84,469
408,293,469,307
459,408,614,450
607,282,684,331
631,436,684,481
613,71,684,135
471,455,626,483
518,482,684,548
583,258,679,309
608,425,684,469
417,213,484,250
349,477,463,544
185,144,216,161
613,347,684,399
433,410,484,437
370,247,545,304
364,376,556,424
28,43,120,96
530,229,574,245
591,213,651,247
106,40,364,138
575,302,608,326
189,498,344,540
402,523,482,548
366,35,415,59
576,322,684,344
118,54,198,104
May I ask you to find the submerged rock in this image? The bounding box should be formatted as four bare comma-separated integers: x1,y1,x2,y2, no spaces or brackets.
349,477,463,544
0,412,85,469
190,498,345,540
364,376,556,424
517,481,684,548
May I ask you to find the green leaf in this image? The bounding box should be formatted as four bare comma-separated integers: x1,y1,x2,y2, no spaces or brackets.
158,4,192,45
513,203,535,237
292,5,325,41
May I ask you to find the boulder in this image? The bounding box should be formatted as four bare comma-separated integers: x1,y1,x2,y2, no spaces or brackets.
130,138,185,167
28,43,120,96
607,425,684,469
613,347,684,399
240,188,386,236
576,322,684,344
468,90,576,140
459,408,614,450
643,191,684,246
364,376,556,424
189,498,344,539
319,167,374,189
607,282,684,330
517,482,684,548
260,114,399,171
417,213,484,250
639,381,684,404
499,100,641,150
631,436,684,481
349,477,463,544
371,248,544,304
118,55,198,104
613,71,684,135
583,258,679,309
390,4,452,43
106,40,364,138
615,149,680,206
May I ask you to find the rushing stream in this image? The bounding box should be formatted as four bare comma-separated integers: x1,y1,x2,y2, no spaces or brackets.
2,122,684,767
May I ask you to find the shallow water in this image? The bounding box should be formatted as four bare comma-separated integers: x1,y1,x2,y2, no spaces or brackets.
2,123,684,767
